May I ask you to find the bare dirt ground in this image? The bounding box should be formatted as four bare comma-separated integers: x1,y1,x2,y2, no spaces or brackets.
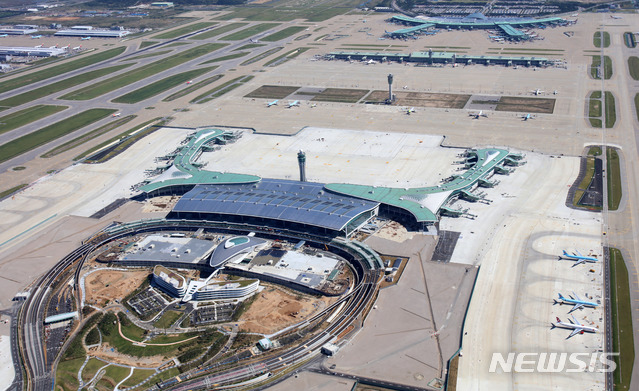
141,196,181,213
88,343,167,368
84,269,149,307
238,285,337,334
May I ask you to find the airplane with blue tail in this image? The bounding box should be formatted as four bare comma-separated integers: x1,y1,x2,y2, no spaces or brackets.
554,292,598,313
559,250,598,266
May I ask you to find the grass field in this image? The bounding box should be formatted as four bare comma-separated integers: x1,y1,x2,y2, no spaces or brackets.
590,55,613,80
311,88,369,103
0,183,28,199
594,31,611,48
495,96,555,114
0,46,125,94
200,52,249,64
125,50,173,61
0,105,67,135
0,108,116,164
54,357,85,391
261,26,307,41
624,32,637,48
112,66,217,104
264,47,312,66
189,22,248,40
240,47,283,66
609,248,634,390
119,368,157,389
140,41,158,49
607,147,622,210
628,56,639,80
589,91,602,128
163,74,225,101
151,22,216,39
572,147,598,207
215,0,361,22
0,64,132,110
366,90,471,108
154,310,183,330
61,44,226,101
234,43,265,51
245,85,300,99
79,118,164,163
605,91,616,128
220,23,281,41
41,115,136,158
191,75,254,103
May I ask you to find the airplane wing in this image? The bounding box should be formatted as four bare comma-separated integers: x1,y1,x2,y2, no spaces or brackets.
576,250,583,257
570,315,583,326
573,292,581,301
569,303,584,313
568,328,583,338
571,259,585,267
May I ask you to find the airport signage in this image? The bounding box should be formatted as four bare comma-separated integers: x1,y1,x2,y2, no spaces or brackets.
489,352,618,373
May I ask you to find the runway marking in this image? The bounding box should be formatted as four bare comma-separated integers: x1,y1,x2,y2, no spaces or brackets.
401,307,430,321
375,327,431,337
405,354,438,371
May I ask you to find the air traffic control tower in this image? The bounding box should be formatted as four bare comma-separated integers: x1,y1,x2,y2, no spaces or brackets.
298,150,307,182
387,73,394,103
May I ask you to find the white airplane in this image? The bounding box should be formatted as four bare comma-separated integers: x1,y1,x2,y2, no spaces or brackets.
365,59,377,65
72,45,82,50
249,38,260,43
611,15,622,19
0,34,7,38
81,36,91,40
405,107,416,115
112,112,121,117
522,113,535,121
553,90,558,95
31,35,42,39
469,110,488,119
559,250,599,266
287,100,300,108
531,89,544,96
554,292,598,313
186,80,193,84
61,44,70,49
310,103,317,108
35,44,43,48
551,315,598,338
266,100,278,107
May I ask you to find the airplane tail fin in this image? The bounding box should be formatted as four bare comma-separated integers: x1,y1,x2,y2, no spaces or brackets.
558,293,564,300
563,250,569,256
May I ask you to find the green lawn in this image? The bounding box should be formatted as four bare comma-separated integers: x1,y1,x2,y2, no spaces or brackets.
572,155,597,207
0,47,125,94
624,32,636,48
628,56,639,80
590,55,613,80
220,23,280,41
200,52,249,65
55,358,85,391
151,22,216,39
119,368,157,388
189,22,248,40
609,248,634,390
264,47,311,66
234,43,266,51
124,50,173,61
594,31,611,48
0,108,116,164
140,41,158,49
0,184,28,199
240,47,283,66
0,64,132,110
191,75,254,103
154,310,182,329
261,26,307,41
607,148,622,210
112,66,217,104
41,115,136,158
163,74,225,101
61,44,227,101
95,365,132,390
0,105,67,135
215,0,361,22
604,91,616,128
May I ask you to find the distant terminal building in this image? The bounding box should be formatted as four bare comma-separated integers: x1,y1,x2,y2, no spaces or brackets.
328,50,549,67
386,13,568,40
208,236,267,268
54,26,130,38
0,46,67,57
0,25,39,35
151,2,175,7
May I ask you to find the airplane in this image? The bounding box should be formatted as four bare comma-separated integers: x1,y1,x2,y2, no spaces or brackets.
62,45,70,49
611,15,622,19
112,112,121,117
249,38,260,43
31,35,42,39
554,292,598,313
286,100,300,108
469,110,488,119
81,36,91,40
559,250,599,266
310,103,317,108
0,34,7,38
551,315,598,338
365,59,377,65
34,44,43,48
522,113,535,121
531,89,544,96
405,107,416,115
553,90,558,95
72,45,82,50
266,100,278,107
186,80,193,84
